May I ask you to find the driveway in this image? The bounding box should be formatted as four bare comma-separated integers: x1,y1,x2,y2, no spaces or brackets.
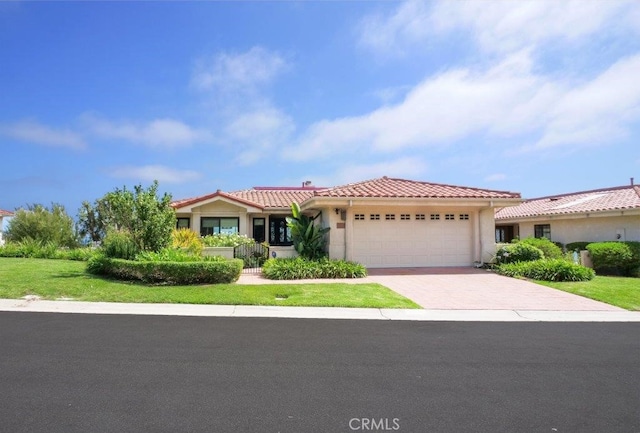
239,267,622,311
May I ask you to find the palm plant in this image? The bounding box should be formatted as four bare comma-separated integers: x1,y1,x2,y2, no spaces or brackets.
286,202,330,260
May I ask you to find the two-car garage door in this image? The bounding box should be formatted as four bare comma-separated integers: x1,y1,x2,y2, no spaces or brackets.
351,211,473,267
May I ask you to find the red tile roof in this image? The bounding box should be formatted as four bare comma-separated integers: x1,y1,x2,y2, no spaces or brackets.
0,209,13,217
495,185,640,219
171,177,520,211
313,177,521,199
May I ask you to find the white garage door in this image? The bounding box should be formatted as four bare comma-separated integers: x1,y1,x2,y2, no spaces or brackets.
351,211,473,267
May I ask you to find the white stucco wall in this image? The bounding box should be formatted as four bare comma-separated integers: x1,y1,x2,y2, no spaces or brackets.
516,214,640,244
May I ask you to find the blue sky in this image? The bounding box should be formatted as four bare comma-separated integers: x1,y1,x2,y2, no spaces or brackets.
2,0,640,217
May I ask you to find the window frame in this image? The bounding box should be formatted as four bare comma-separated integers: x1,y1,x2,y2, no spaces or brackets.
200,217,240,237
269,216,293,246
534,224,551,240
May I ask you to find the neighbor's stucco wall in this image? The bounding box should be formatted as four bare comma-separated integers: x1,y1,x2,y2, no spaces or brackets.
517,214,640,243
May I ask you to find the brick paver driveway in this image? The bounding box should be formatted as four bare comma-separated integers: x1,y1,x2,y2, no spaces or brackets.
367,267,622,311
239,267,622,311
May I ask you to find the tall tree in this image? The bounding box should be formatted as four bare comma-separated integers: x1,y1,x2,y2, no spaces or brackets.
6,203,78,248
77,181,176,252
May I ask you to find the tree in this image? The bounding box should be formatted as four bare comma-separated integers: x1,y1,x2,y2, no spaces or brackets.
77,181,176,253
286,202,330,260
5,203,78,248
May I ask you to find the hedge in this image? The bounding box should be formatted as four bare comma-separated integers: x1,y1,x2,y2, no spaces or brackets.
495,242,545,264
87,255,243,284
517,237,563,259
496,259,595,282
262,257,367,280
586,241,640,276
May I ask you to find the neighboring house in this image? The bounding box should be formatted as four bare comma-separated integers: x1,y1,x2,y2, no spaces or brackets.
0,209,14,246
172,177,521,268
495,181,640,245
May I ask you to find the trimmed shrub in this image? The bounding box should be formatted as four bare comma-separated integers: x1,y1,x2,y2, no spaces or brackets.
566,242,591,252
171,228,203,256
495,242,544,264
102,230,139,260
262,257,367,280
86,256,243,284
586,242,635,276
137,247,206,262
202,233,255,248
496,259,595,282
518,237,563,259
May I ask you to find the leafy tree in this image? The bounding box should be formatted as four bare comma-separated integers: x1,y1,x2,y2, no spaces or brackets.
286,202,330,260
6,203,78,248
78,181,176,253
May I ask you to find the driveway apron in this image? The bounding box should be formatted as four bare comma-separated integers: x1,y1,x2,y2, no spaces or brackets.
366,268,623,311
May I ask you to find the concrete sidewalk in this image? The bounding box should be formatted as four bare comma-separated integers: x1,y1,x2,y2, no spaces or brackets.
0,298,639,322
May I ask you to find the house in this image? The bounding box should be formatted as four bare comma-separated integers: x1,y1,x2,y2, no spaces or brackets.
172,176,521,268
0,209,13,246
495,180,640,245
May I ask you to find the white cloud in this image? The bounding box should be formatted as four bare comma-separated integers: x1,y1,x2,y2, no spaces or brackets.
532,54,640,149
82,115,210,148
359,0,638,55
0,120,85,150
191,46,287,93
225,106,295,166
107,165,201,184
286,51,640,161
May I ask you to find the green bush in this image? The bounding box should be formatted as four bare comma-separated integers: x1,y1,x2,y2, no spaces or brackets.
202,233,255,248
496,259,595,282
495,242,544,264
262,257,367,280
518,237,563,259
586,242,636,276
566,242,591,252
102,230,139,260
171,228,203,256
0,241,96,261
86,256,243,284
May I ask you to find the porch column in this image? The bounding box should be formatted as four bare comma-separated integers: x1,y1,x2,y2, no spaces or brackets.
345,207,353,262
192,211,201,236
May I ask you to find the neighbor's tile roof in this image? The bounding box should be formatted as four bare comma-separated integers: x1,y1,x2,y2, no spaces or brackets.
0,209,13,217
312,177,521,199
495,185,640,219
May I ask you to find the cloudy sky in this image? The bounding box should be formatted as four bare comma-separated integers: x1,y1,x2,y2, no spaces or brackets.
1,0,640,215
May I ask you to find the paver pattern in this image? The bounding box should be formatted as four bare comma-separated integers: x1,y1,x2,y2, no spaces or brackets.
238,267,623,311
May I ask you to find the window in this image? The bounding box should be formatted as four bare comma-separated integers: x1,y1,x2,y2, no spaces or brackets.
269,216,292,246
416,214,425,220
355,214,365,220
253,218,266,243
430,214,440,220
200,217,239,236
385,214,395,220
534,224,551,240
176,217,190,229
459,214,469,220
445,214,455,220
370,214,380,220
400,214,410,220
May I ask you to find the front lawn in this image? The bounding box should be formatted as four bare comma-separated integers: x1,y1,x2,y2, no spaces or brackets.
0,258,420,309
537,276,640,311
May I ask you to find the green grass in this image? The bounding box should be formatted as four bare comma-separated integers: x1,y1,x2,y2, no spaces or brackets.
0,258,420,309
537,276,640,311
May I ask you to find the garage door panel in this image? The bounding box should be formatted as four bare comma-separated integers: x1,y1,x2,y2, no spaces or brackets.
352,213,472,267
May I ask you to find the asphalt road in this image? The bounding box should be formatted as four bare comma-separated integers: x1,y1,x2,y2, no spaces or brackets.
0,312,639,433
